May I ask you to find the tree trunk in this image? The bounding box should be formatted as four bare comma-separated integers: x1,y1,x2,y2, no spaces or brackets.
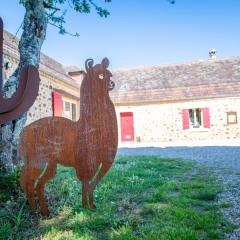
0,0,47,172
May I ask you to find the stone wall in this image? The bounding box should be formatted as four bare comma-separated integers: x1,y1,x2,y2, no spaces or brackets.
26,73,80,125
3,30,81,126
115,97,240,143
3,60,80,125
26,76,53,125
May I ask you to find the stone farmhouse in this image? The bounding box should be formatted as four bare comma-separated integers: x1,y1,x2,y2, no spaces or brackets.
3,30,240,145
111,57,240,144
3,30,82,125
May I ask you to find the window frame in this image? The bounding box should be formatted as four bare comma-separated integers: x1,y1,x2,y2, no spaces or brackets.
72,103,77,121
188,108,203,129
227,111,238,125
182,107,210,130
64,101,71,112
62,99,78,121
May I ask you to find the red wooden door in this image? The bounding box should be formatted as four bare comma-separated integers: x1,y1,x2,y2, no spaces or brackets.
52,91,63,117
120,112,134,142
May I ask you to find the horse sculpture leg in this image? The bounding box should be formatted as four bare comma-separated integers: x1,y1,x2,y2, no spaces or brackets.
88,187,96,209
35,163,57,217
82,182,96,209
76,164,111,209
25,179,37,213
78,164,112,209
88,164,111,208
76,169,92,208
20,164,42,215
81,181,89,208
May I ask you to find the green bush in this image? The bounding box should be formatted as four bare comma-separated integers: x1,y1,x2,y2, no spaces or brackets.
0,166,21,203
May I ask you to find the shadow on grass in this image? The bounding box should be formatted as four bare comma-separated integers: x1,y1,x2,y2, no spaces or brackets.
0,156,234,240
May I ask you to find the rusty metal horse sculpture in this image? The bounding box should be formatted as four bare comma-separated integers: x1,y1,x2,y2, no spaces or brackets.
0,17,40,125
19,58,118,217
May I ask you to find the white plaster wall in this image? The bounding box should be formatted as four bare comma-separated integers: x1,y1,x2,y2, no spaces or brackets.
115,97,240,143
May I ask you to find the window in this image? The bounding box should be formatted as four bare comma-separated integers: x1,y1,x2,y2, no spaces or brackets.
227,112,237,124
189,108,202,128
64,102,71,111
62,100,77,121
72,103,77,121
182,108,210,130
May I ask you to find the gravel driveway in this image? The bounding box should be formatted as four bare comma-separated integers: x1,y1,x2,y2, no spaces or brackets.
117,146,240,240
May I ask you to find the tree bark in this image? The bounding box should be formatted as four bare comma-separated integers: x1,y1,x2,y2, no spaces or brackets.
0,0,47,172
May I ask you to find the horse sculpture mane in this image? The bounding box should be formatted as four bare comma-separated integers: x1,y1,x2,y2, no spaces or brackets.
19,58,118,217
0,17,40,125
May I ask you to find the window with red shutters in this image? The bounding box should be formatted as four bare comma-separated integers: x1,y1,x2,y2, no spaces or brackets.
182,108,210,130
182,109,190,130
202,108,210,128
52,91,63,117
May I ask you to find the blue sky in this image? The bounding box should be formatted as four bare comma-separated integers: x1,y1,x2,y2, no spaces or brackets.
0,0,240,70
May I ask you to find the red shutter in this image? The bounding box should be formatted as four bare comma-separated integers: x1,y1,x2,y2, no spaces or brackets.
202,108,210,128
52,91,63,117
182,109,190,130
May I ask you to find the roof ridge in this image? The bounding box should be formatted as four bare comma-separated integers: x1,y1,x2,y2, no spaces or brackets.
3,29,80,88
4,30,67,73
113,56,240,73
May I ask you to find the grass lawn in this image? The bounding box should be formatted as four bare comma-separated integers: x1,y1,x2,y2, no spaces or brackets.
0,156,233,240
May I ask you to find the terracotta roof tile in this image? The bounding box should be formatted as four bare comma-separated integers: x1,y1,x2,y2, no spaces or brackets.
111,58,240,103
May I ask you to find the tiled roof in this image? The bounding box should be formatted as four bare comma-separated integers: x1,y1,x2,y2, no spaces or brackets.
111,58,240,103
64,65,81,73
3,30,80,88
4,30,240,103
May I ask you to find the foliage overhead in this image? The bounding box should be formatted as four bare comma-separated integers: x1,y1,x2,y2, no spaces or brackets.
19,0,175,37
44,0,111,36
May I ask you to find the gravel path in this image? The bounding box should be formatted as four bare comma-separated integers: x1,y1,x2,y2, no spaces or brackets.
117,146,240,239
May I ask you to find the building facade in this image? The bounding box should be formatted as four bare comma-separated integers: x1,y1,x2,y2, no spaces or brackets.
3,30,82,125
111,58,240,144
3,30,240,145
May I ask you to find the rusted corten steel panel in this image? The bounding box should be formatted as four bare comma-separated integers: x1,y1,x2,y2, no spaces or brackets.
0,17,40,125
19,58,118,217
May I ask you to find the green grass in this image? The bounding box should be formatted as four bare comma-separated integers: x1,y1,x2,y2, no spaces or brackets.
0,156,234,240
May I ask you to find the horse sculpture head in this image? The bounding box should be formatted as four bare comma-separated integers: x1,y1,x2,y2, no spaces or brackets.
84,58,115,94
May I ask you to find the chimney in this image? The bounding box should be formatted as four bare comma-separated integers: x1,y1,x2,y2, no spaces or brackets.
68,70,85,85
64,65,85,86
209,49,217,59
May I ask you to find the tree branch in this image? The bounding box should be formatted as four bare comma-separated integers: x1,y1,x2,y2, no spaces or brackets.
48,21,79,36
